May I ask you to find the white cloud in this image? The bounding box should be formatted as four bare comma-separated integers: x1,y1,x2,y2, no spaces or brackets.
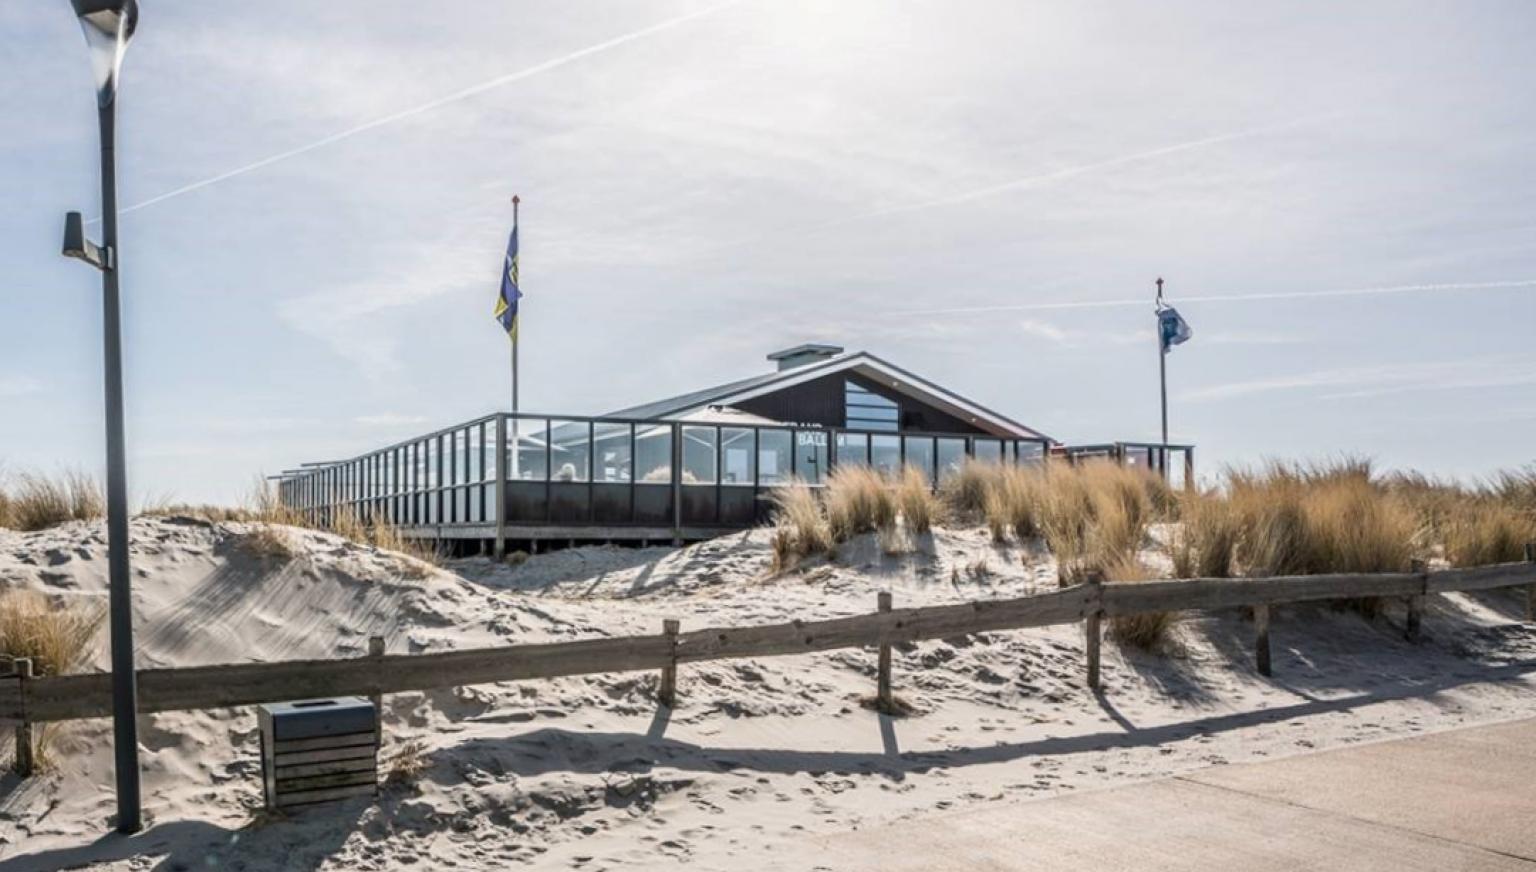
276,239,490,374
1018,319,1148,348
1182,355,1536,403
355,413,429,428
0,375,42,397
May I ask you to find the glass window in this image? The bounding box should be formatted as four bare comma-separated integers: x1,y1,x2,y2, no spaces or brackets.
682,426,717,484
937,438,966,482
836,432,869,468
795,429,829,484
467,427,481,483
871,434,901,474
511,419,549,481
721,427,756,485
973,438,1001,464
423,440,436,489
903,436,935,480
758,429,793,485
845,380,900,432
594,422,633,483
450,431,465,485
1016,440,1046,465
635,424,674,484
548,420,591,482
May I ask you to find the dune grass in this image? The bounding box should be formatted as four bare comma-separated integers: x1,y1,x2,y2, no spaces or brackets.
0,591,103,677
894,466,939,536
1,470,104,532
0,591,104,773
825,466,896,542
768,480,833,572
1104,557,1176,650
1169,491,1239,579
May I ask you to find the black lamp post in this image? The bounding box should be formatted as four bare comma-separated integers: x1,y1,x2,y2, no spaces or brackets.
61,0,141,835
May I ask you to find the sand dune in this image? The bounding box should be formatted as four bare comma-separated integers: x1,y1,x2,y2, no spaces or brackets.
1,517,1534,870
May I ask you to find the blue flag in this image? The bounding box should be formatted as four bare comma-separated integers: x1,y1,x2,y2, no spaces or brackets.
493,223,521,340
1158,305,1191,353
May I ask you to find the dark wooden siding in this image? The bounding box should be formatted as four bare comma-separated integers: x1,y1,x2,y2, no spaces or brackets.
730,371,989,435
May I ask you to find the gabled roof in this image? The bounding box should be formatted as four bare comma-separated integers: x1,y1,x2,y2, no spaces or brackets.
607,350,1052,442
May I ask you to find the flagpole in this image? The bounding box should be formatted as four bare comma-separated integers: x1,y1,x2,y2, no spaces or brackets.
511,195,521,481
1157,277,1168,447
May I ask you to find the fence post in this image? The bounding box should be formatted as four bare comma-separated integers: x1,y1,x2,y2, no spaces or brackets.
1253,604,1271,677
1525,544,1536,623
1406,559,1427,642
876,592,894,713
659,619,680,707
12,658,33,777
367,636,386,748
1084,573,1104,691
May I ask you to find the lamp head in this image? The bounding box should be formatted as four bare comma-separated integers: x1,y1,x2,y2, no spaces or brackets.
70,0,138,107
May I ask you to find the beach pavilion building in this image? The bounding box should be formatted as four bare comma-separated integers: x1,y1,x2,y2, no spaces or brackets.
277,345,1191,553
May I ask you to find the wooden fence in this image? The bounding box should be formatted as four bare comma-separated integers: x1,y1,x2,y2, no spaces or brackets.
7,554,1536,776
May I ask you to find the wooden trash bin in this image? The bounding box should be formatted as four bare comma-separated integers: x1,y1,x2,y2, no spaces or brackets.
258,697,378,811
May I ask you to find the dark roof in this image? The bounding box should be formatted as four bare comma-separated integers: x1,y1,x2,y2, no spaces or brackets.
606,350,1053,442
606,369,790,421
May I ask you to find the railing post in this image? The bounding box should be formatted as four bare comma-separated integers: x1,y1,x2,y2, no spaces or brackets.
494,415,507,560
1253,603,1272,676
368,636,385,748
1084,572,1104,691
659,619,680,707
13,658,33,777
1407,559,1427,642
670,423,683,547
876,591,894,713
1524,544,1536,623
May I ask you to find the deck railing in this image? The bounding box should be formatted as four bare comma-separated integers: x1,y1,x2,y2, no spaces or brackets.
276,413,1080,548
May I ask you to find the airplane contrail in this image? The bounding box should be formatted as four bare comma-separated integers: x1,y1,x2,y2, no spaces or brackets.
703,113,1336,252
115,0,742,217
889,278,1536,317
840,114,1337,226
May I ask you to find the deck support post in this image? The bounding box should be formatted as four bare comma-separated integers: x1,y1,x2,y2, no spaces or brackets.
1254,604,1272,676
12,658,33,777
493,415,508,560
876,592,893,713
1084,573,1103,691
659,619,680,707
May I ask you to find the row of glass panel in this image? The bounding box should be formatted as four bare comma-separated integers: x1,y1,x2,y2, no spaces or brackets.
280,418,1050,513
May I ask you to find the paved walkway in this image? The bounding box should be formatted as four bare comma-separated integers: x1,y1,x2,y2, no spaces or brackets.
800,717,1536,870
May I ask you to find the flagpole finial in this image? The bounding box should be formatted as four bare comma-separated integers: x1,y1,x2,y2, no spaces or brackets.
1155,276,1165,307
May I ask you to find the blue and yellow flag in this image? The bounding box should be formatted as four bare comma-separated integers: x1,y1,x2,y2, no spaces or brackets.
493,222,522,340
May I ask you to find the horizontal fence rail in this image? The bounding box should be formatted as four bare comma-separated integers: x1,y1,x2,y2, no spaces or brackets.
5,560,1535,731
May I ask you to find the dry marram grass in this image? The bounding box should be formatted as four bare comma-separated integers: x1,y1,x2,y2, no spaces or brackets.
1104,558,1175,650
768,480,832,573
895,466,938,536
4,470,104,532
825,466,896,542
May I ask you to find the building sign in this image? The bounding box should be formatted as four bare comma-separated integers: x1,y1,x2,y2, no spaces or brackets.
796,431,828,448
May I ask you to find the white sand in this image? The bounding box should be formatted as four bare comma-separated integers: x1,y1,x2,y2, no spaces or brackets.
1,517,1535,870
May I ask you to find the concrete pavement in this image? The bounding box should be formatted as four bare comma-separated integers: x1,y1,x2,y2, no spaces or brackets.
799,717,1536,870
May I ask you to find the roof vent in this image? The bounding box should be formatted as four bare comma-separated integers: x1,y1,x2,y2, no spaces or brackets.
766,343,844,371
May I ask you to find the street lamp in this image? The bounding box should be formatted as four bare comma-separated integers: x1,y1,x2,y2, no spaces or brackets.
62,0,141,835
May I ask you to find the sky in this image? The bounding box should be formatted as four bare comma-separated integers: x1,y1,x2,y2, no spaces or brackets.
1,0,1534,505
